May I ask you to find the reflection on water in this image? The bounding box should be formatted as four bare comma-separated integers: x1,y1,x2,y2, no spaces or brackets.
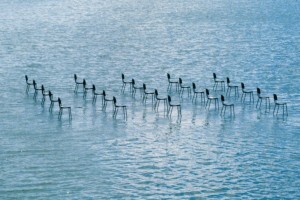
0,0,299,199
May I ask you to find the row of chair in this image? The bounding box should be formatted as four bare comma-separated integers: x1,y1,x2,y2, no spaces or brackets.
26,75,72,119
26,75,129,119
121,73,288,116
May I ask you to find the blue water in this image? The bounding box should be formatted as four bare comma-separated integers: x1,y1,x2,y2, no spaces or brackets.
0,0,299,199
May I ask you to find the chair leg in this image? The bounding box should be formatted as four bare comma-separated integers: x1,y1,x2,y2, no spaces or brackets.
226,87,229,96
69,108,72,119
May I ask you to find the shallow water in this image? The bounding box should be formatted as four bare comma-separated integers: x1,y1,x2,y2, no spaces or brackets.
0,0,299,199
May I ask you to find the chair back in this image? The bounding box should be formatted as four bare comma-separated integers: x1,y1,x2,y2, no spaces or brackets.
213,73,217,80
241,82,245,90
257,88,261,96
167,73,171,80
41,85,45,94
205,89,209,97
33,80,37,89
226,77,230,85
92,84,96,93
154,89,158,97
221,95,225,102
167,95,171,104
103,90,106,97
143,83,146,91
132,79,135,85
83,79,86,87
179,78,183,85
192,83,197,92
74,74,77,82
273,94,278,102
121,73,125,82
58,97,62,108
49,91,53,101
25,75,29,83
112,96,117,105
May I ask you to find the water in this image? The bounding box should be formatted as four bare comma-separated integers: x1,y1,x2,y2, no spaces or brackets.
0,0,299,199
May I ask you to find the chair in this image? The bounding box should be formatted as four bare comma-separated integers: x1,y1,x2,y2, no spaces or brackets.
92,85,104,105
121,73,133,93
192,83,205,103
220,95,235,116
74,74,84,93
48,91,59,112
154,89,168,110
273,94,288,116
131,79,144,97
241,82,254,102
142,83,155,103
179,78,191,97
83,79,93,99
58,98,72,119
33,80,43,99
213,73,225,91
256,88,270,111
226,77,239,97
102,90,114,110
112,96,127,119
167,73,179,92
205,89,219,109
167,95,181,116
41,85,49,105
25,75,34,93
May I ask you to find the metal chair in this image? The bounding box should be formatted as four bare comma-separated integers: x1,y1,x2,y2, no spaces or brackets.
48,91,59,112
205,89,219,110
226,77,239,97
241,82,254,102
58,97,72,119
167,95,181,116
74,74,84,93
132,79,144,97
256,88,270,111
121,73,133,93
33,80,43,99
192,82,205,103
83,79,93,99
102,90,114,110
179,78,191,97
112,96,127,119
41,85,49,105
213,73,225,91
273,94,288,116
154,89,168,110
142,83,155,103
25,75,34,93
92,85,104,105
220,95,235,116
167,73,179,92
